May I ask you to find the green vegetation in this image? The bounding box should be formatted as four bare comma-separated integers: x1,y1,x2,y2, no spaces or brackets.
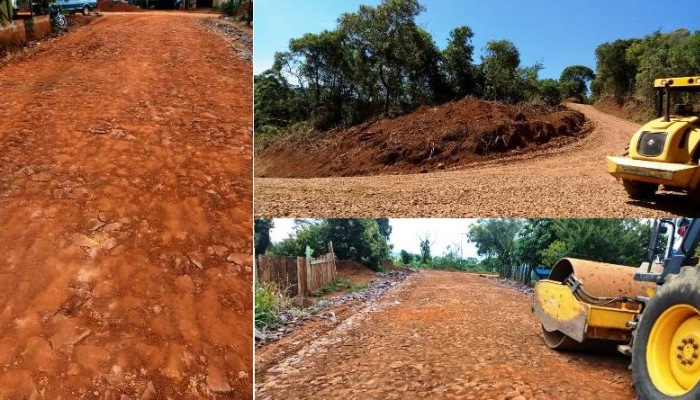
396,219,654,283
254,0,586,135
310,277,367,297
255,282,290,330
592,29,700,117
269,219,391,271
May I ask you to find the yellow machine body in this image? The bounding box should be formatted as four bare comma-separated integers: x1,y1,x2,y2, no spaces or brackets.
533,258,656,348
607,116,700,189
606,76,700,193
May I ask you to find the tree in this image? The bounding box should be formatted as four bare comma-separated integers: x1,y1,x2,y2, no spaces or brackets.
537,79,562,105
591,39,637,100
443,26,476,98
274,220,328,257
339,0,429,114
254,219,274,256
326,219,390,271
418,234,432,264
481,39,521,103
375,218,393,239
559,65,595,102
399,249,413,265
468,219,524,278
541,219,650,267
514,219,556,267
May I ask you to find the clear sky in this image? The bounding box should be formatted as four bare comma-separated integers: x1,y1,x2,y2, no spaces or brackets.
268,218,480,258
254,0,700,78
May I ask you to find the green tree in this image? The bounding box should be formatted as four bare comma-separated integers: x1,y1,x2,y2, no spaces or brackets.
591,39,637,100
559,65,595,102
481,39,522,102
326,219,390,271
274,220,328,257
542,219,650,266
514,219,556,267
536,79,562,105
468,219,524,278
443,26,476,98
399,249,413,265
254,218,274,256
375,218,393,239
419,234,432,264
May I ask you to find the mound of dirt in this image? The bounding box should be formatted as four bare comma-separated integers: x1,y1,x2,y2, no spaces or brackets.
594,96,649,123
255,98,591,178
97,0,144,12
336,260,377,286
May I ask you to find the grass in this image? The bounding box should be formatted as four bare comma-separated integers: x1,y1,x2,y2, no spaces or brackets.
310,277,367,297
254,282,290,330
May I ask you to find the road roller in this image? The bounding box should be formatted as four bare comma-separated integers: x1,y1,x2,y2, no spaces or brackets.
606,76,700,200
534,218,700,399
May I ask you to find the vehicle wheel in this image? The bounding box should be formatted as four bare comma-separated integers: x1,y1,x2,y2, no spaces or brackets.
623,179,657,200
82,5,89,15
632,266,700,399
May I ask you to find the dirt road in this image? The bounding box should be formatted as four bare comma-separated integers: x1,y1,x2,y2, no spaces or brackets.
0,12,251,399
254,104,699,217
256,271,635,400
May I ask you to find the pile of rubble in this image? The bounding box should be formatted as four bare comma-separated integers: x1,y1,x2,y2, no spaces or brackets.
200,18,252,62
256,269,414,345
496,277,535,296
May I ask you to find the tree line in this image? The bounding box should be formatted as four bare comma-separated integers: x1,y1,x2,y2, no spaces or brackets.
254,0,593,134
255,218,657,278
254,218,391,271
592,29,700,114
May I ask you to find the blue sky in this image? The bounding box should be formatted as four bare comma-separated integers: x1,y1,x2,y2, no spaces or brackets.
254,0,700,78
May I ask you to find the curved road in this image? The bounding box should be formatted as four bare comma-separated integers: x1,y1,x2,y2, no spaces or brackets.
254,104,699,217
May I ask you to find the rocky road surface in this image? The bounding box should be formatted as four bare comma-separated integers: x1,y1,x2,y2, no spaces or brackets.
0,12,252,399
256,271,635,400
255,104,699,217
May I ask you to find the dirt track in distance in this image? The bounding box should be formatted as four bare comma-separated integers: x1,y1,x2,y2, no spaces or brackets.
0,12,252,399
256,271,635,400
254,104,700,217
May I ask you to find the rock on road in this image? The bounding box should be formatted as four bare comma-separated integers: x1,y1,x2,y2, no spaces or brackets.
0,12,251,399
256,271,635,400
254,104,699,217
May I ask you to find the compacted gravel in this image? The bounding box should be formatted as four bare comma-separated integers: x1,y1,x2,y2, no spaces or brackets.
256,271,636,400
0,12,252,399
255,104,699,217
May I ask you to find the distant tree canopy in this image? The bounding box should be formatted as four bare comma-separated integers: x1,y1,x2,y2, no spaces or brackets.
254,0,561,133
272,219,390,271
559,65,595,102
467,219,652,278
592,29,700,111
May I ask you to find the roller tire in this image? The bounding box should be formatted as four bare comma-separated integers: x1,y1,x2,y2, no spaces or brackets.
631,266,700,400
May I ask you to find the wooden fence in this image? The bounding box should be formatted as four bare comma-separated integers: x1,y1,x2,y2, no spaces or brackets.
256,251,337,297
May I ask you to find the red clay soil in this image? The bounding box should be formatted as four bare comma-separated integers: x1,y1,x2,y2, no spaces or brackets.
335,260,376,287
255,98,590,178
256,271,636,400
593,96,648,123
0,13,251,399
97,0,144,12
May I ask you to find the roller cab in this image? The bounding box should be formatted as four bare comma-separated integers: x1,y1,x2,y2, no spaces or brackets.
533,258,656,351
607,76,700,199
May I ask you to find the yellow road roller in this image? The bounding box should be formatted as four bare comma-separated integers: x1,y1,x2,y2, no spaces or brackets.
606,76,700,199
534,218,700,399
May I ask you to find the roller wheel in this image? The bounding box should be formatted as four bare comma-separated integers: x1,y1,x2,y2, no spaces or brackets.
542,326,586,351
623,179,657,200
82,5,89,15
631,266,700,399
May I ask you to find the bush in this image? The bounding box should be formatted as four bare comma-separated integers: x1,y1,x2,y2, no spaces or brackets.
254,282,289,330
